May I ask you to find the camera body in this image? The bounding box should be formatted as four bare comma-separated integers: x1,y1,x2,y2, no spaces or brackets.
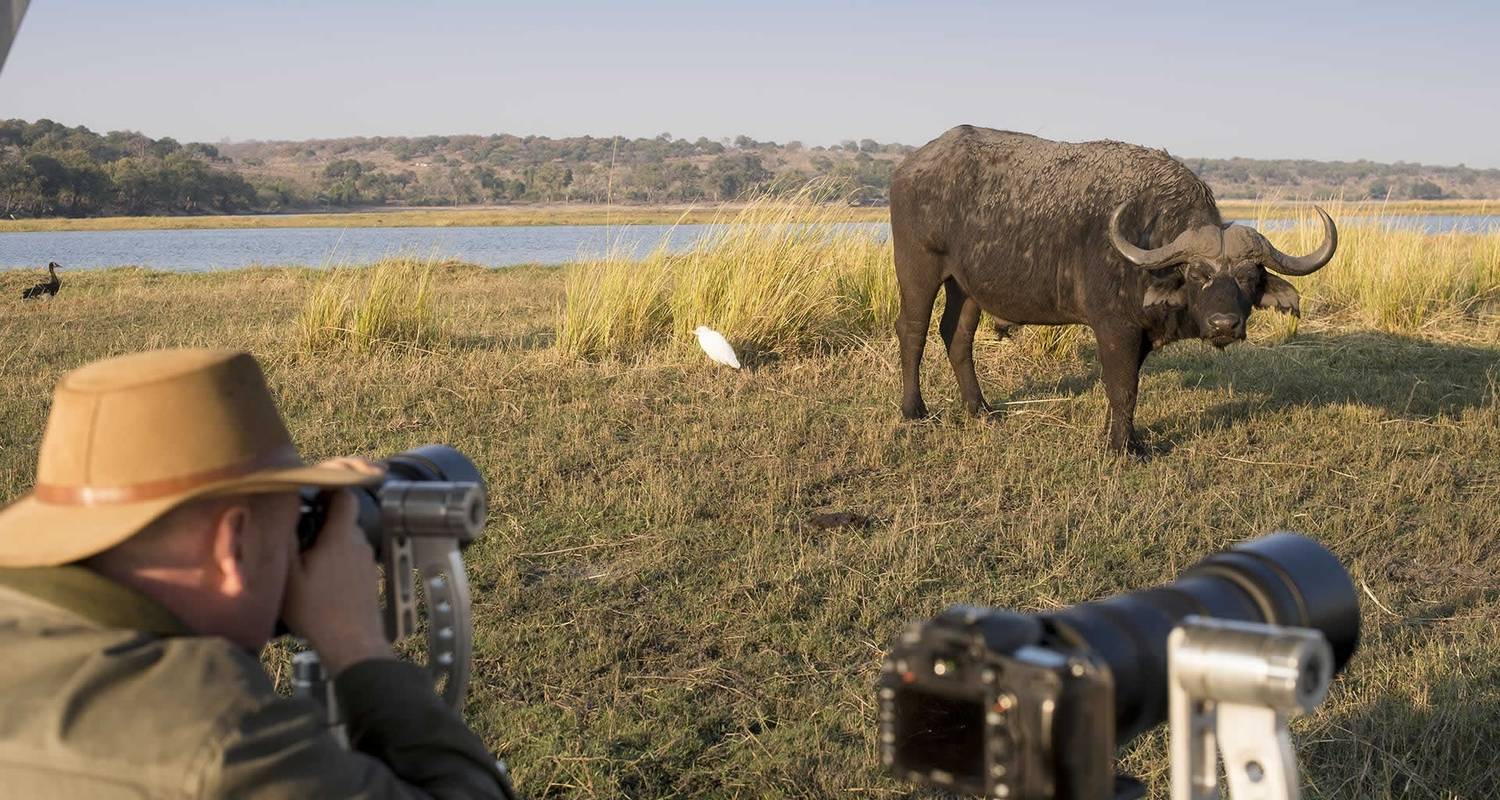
879,606,1117,799
296,444,486,556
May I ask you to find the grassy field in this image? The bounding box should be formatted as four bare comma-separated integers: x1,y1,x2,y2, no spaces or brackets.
1,236,1497,797
0,197,1494,233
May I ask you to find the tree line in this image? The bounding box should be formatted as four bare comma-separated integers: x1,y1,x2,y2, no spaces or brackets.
1,119,256,216
4,118,1498,218
225,131,908,209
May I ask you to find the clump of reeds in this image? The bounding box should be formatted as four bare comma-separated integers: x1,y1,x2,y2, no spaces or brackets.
1253,199,1500,334
556,181,895,359
297,257,444,353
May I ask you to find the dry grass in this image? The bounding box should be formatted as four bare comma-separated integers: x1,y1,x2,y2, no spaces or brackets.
556,184,894,359
2,247,1497,798
296,258,445,353
1255,200,1500,335
558,197,1499,363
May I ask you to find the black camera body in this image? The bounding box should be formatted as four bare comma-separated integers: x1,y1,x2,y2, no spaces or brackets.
296,444,486,556
880,607,1117,799
879,533,1360,800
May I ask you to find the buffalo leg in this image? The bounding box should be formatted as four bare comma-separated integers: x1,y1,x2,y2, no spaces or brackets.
939,278,991,416
895,252,945,420
1094,324,1147,455
1137,332,1154,370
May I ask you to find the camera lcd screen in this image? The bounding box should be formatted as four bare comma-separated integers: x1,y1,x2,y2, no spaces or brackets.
892,686,986,782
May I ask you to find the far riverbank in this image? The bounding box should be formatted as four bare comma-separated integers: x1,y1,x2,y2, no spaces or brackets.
2,198,1495,233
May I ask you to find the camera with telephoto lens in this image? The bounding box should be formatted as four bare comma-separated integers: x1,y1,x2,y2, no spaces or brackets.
296,444,486,555
289,445,513,795
878,532,1361,799
291,445,488,709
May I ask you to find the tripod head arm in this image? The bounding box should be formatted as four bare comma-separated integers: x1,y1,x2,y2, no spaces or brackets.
377,480,484,709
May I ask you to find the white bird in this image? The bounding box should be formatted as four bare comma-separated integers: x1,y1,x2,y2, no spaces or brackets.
693,325,741,369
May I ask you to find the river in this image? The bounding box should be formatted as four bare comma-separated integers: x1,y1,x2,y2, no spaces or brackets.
0,216,1494,271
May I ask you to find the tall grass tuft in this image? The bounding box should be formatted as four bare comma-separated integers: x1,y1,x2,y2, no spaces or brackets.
1254,199,1500,334
298,278,350,352
298,258,445,353
556,181,894,359
1020,324,1086,361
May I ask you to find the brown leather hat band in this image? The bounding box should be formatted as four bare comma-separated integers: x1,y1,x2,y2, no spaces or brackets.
33,445,303,507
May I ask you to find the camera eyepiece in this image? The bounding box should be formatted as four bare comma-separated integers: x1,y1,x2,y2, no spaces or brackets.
879,532,1360,799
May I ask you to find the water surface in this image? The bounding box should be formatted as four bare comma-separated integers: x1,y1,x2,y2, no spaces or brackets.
0,216,1493,272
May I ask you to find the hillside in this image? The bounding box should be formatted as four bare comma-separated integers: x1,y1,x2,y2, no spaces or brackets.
5,118,1500,218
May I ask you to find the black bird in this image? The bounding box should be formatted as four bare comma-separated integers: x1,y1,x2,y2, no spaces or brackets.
21,262,61,300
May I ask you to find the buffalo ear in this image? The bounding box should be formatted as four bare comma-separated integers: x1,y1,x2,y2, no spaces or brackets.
1257,273,1301,316
1143,276,1187,309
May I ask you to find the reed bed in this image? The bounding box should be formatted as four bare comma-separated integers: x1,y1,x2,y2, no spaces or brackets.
1256,200,1500,335
558,194,1498,361
556,184,895,359
0,204,891,233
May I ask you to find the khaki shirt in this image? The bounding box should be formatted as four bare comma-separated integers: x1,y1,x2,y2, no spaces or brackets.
0,566,511,799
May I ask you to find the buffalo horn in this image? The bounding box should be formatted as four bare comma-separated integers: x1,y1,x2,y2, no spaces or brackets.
1108,202,1200,269
1263,205,1338,276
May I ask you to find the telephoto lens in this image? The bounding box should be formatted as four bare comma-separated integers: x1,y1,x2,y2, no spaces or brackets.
296,444,487,555
878,532,1360,800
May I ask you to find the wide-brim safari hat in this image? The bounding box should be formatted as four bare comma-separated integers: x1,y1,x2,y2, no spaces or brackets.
0,349,374,567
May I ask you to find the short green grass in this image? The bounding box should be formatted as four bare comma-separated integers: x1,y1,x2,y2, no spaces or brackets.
1,263,1496,799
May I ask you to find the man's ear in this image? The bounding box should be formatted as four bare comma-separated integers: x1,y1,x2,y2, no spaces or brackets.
1257,274,1301,316
209,503,250,597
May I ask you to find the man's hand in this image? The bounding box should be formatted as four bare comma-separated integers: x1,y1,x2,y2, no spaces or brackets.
282,458,393,675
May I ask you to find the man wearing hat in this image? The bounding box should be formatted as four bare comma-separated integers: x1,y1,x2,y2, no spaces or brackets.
0,349,510,797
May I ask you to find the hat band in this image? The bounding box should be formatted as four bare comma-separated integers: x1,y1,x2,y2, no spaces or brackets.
33,445,303,507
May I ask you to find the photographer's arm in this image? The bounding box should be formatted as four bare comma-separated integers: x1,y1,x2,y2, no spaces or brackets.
208,486,511,798
212,672,509,799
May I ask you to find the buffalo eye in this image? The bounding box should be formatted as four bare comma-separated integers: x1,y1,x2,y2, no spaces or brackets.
1231,263,1262,292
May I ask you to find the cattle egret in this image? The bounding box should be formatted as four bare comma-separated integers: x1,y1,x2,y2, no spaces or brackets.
693,326,741,369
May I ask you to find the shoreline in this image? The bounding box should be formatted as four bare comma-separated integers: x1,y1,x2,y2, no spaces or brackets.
0,204,891,233
2,199,1496,233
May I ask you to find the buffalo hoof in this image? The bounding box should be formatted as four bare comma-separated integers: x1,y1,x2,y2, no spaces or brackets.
1113,438,1149,461
1104,429,1149,460
901,400,930,420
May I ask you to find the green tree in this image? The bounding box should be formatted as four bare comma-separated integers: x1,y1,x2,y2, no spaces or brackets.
1405,179,1444,200
705,153,771,200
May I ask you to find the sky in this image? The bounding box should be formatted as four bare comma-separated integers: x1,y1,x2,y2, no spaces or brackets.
2,0,1497,167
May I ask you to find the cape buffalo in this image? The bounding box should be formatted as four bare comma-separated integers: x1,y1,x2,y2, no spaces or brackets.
891,126,1336,454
